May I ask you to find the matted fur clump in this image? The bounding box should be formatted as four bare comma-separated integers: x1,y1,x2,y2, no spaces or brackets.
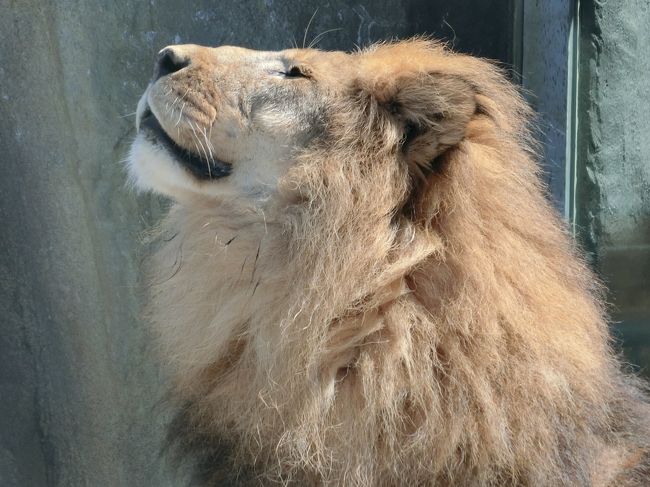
130,39,650,485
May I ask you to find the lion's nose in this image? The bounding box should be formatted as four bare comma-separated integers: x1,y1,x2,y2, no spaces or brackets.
154,47,190,81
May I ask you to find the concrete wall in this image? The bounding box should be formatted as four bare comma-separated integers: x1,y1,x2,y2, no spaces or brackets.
576,0,650,375
0,2,514,485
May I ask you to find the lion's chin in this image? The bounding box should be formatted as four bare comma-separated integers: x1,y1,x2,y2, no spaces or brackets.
139,110,231,181
127,131,229,203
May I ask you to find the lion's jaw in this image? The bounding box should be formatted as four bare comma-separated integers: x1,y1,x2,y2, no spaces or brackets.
127,44,342,204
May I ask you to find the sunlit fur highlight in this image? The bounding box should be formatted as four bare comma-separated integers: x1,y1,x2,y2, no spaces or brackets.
142,40,650,486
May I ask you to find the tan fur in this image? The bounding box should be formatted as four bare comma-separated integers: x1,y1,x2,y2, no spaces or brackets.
131,39,650,485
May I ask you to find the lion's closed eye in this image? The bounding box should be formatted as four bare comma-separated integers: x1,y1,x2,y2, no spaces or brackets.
283,65,310,78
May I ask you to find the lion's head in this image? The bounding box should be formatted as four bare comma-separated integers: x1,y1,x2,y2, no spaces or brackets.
129,40,477,208
128,40,650,486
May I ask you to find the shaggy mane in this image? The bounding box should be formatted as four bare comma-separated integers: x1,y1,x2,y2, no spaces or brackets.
144,40,650,486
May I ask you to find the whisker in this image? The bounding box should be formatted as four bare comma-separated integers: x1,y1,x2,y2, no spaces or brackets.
302,8,319,48
191,137,211,178
176,102,186,126
189,121,209,159
174,89,191,127
308,28,342,49
442,18,457,45
189,121,212,178
201,126,215,161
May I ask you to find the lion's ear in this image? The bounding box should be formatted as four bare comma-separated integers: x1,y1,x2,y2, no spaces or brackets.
373,72,477,179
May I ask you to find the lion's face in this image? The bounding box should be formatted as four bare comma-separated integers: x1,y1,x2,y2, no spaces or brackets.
128,42,477,206
129,44,352,202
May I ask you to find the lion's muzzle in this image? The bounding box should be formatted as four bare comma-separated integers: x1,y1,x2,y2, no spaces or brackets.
139,108,231,180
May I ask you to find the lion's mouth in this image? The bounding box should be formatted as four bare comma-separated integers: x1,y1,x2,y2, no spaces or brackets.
139,110,231,180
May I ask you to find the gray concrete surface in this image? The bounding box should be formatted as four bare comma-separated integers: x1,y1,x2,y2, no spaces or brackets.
0,2,514,485
576,0,650,374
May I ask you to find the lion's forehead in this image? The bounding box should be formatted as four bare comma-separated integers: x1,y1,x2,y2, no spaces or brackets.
200,45,353,79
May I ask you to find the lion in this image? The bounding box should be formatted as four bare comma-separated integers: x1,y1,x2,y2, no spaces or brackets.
127,39,650,486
